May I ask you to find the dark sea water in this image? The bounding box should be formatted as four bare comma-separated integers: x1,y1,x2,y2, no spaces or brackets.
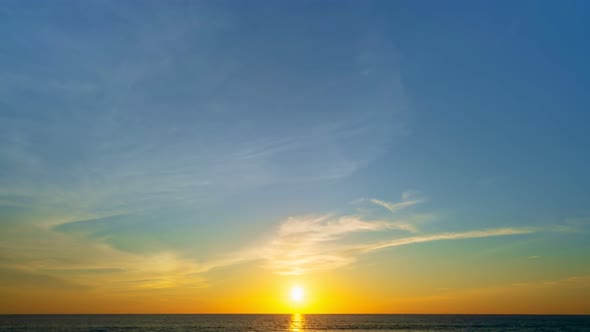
0,314,588,332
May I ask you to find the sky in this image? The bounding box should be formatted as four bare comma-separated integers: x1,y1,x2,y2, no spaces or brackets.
0,0,589,314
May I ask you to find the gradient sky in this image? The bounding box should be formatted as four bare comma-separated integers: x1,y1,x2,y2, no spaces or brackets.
1,0,589,314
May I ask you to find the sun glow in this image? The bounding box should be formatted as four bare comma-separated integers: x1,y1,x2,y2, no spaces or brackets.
291,286,304,302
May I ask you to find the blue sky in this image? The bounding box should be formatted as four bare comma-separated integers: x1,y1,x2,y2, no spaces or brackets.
0,0,589,313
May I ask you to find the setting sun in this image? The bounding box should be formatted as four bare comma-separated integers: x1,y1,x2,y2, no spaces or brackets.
291,287,304,302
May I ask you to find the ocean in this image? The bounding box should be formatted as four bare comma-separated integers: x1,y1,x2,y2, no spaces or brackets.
0,314,588,331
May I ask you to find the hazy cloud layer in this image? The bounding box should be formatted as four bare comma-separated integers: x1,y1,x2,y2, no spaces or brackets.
0,1,406,219
0,195,574,293
0,223,207,292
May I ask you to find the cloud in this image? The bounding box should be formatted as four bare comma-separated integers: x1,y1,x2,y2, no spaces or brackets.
190,215,409,275
3,195,547,290
0,194,556,293
195,197,425,275
0,223,207,292
0,267,89,290
199,198,537,276
199,218,537,276
261,215,416,275
356,227,536,253
370,197,422,214
257,219,535,275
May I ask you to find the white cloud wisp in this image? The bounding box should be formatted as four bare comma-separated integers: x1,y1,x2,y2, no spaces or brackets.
200,198,538,275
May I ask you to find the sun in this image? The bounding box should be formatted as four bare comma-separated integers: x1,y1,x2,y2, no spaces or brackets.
291,286,304,302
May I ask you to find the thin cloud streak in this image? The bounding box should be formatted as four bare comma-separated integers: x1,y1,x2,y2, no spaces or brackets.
357,227,537,253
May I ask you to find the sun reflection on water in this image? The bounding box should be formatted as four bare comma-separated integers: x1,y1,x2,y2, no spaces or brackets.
289,313,305,331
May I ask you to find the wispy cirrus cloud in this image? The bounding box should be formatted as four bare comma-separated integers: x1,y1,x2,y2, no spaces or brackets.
257,219,535,275
260,215,416,275
199,198,538,276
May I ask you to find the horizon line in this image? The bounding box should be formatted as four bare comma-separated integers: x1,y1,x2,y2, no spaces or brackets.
2,313,588,316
